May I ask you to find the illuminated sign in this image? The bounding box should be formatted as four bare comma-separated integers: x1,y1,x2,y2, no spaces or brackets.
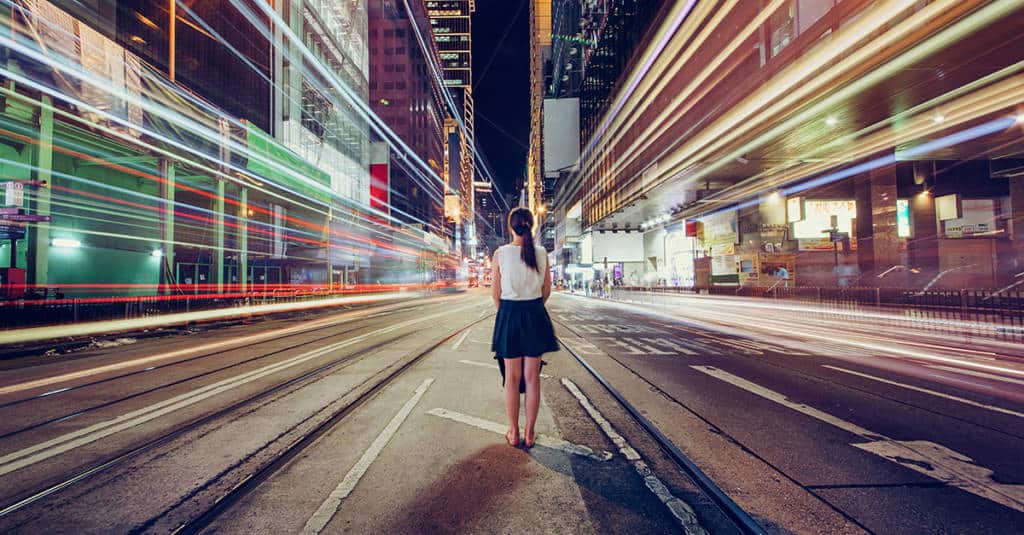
786,197,803,223
792,200,856,239
935,194,961,221
369,163,389,217
444,194,461,222
896,199,911,238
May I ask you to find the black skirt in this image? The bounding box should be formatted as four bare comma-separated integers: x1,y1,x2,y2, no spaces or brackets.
491,298,559,359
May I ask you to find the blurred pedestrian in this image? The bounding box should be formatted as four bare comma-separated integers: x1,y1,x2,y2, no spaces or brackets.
491,208,558,448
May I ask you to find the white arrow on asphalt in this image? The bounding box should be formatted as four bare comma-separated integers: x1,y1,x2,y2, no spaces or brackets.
426,408,611,462
692,365,1024,513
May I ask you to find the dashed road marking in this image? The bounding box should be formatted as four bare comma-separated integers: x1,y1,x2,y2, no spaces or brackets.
823,365,1024,419
561,378,705,534
426,408,610,461
692,365,1024,512
457,359,551,378
0,306,476,478
303,379,434,534
924,365,1024,387
451,330,471,350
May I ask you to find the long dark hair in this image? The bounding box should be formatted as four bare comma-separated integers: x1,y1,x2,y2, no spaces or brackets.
508,208,539,272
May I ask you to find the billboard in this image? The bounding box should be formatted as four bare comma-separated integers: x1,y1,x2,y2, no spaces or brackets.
543,98,580,177
592,231,645,263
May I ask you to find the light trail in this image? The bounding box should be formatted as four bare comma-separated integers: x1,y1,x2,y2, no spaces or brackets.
0,3,452,244
597,292,1024,380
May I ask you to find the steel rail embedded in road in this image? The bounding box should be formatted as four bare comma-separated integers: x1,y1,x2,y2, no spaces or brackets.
555,321,768,535
169,314,494,535
0,306,429,440
0,314,453,520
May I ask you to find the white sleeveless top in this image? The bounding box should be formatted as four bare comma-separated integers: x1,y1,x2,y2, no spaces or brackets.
495,244,547,300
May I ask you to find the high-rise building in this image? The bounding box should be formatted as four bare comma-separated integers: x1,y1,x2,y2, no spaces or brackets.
368,0,448,233
427,0,476,255
528,1,552,248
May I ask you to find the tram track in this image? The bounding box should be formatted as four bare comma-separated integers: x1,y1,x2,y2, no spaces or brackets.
0,302,438,442
0,299,440,407
162,314,493,535
0,301,492,532
553,318,769,535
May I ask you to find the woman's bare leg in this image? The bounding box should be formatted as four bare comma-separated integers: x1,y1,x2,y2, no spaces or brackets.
503,357,523,445
523,357,542,446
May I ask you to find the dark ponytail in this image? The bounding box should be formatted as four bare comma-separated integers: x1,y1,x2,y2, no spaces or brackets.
508,208,539,272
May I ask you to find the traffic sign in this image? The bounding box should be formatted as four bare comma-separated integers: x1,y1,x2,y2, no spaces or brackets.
0,224,25,240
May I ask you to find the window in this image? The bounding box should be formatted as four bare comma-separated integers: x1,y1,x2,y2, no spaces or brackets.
395,29,406,38
384,29,394,38
396,81,407,90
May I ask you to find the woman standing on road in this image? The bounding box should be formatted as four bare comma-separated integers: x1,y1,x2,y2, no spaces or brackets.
491,207,558,448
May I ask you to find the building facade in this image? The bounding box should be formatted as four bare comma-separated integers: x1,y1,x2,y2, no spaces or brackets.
550,0,1024,291
368,0,448,233
427,0,476,256
0,0,432,299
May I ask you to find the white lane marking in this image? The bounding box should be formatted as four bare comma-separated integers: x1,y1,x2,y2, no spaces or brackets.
426,408,611,462
451,330,471,351
924,365,1024,387
0,306,475,477
823,365,1024,419
561,379,704,534
457,359,552,378
303,379,434,535
692,365,1024,513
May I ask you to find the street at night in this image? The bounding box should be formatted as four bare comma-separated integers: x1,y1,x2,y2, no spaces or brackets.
3,0,1024,533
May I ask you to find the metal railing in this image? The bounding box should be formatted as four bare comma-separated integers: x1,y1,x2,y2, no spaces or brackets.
599,285,1024,341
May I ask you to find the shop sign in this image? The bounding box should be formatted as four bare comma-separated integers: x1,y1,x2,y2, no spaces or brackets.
700,211,738,246
711,254,737,276
710,242,735,256
943,199,999,238
897,199,911,238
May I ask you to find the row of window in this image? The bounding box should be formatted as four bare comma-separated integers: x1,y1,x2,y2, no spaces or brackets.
369,28,407,39
370,80,409,90
371,47,408,55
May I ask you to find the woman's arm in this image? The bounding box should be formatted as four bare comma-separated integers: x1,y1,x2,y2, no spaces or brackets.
542,265,552,304
491,256,502,309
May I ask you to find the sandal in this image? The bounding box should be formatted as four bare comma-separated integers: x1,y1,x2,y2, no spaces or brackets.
524,432,537,449
506,428,519,447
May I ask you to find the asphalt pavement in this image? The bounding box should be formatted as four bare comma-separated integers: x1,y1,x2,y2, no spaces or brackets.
551,291,1024,534
0,291,737,534
1,289,1019,534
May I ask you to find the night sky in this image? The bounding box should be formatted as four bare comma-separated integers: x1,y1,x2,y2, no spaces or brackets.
472,0,530,205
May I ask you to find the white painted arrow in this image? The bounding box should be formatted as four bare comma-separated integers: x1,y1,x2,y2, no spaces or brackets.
692,365,1024,513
